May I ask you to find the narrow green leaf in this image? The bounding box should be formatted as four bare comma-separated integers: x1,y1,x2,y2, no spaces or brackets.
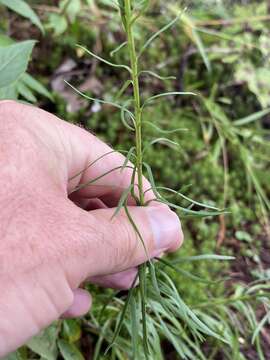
234,108,270,126
156,257,221,284
139,263,150,357
138,14,180,58
156,198,225,217
120,146,136,172
130,295,139,359
124,205,149,257
155,186,221,210
142,91,196,108
114,80,133,100
105,278,137,354
76,44,131,73
65,81,135,124
70,165,134,194
173,254,235,263
144,120,188,134
69,150,119,182
110,41,127,57
252,312,270,344
143,162,161,199
143,137,180,153
191,28,211,72
139,70,176,81
120,102,135,131
111,183,133,219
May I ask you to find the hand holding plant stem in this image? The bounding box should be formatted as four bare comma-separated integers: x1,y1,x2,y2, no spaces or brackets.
68,1,229,357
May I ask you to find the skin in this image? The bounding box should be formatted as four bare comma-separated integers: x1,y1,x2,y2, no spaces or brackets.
0,100,183,357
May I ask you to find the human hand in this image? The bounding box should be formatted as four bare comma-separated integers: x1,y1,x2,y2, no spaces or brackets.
0,100,183,356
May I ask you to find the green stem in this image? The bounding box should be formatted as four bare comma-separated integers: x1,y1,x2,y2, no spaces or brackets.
124,3,149,358
125,0,144,205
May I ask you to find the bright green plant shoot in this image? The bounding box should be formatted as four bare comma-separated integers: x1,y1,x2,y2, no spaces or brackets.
68,1,231,358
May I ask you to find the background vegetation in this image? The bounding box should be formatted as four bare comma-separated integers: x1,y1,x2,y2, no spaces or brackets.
0,0,269,359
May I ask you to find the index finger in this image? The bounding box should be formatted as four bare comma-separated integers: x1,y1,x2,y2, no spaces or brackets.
63,120,156,207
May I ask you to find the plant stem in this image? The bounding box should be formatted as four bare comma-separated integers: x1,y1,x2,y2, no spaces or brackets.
124,3,149,357
125,0,144,206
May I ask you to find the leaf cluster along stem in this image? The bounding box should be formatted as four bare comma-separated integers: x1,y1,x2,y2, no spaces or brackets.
124,0,144,206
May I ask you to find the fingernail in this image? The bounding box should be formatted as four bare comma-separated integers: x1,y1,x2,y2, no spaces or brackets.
147,207,182,251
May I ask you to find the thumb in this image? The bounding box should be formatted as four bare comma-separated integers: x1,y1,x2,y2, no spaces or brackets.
64,204,183,287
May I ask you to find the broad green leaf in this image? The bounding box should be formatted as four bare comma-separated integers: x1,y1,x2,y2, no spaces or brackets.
0,34,13,46
4,348,28,360
60,0,81,22
0,40,35,88
27,325,58,360
0,0,44,33
62,319,82,343
0,83,18,100
47,13,68,36
58,340,84,360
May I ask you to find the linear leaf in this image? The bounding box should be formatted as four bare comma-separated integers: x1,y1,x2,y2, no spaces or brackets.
110,41,127,57
142,91,196,108
234,108,270,126
70,165,134,194
252,312,270,344
144,120,188,134
157,257,222,284
155,186,220,210
143,137,180,153
139,70,176,81
173,254,235,263
65,81,135,123
111,184,133,219
138,14,180,58
105,277,137,354
77,44,131,73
